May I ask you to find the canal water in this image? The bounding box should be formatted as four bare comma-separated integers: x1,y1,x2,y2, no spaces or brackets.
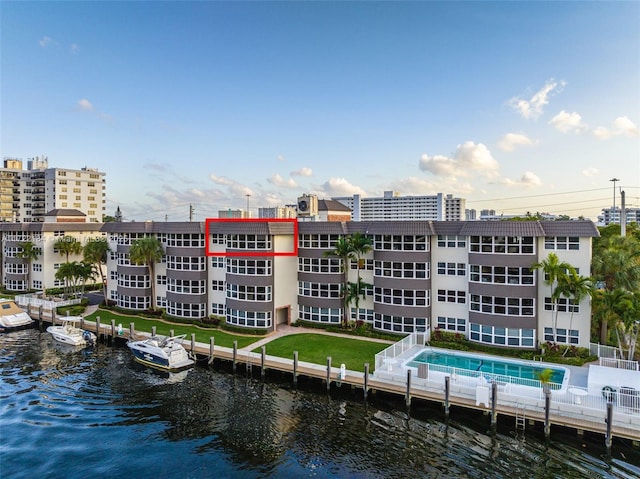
1,329,639,479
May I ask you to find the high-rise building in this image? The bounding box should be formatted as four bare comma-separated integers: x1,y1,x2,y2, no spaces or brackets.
333,191,466,221
1,156,106,223
598,206,640,226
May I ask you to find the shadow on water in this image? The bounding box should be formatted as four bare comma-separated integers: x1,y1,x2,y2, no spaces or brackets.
1,328,639,479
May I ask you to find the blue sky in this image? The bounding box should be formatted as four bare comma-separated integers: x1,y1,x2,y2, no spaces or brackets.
2,1,639,222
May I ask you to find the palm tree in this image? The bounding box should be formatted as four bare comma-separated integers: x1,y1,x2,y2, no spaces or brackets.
324,236,355,328
83,237,111,304
16,241,40,292
592,235,640,292
531,253,575,342
592,288,633,346
53,235,83,262
129,236,164,311
559,271,592,355
349,232,372,316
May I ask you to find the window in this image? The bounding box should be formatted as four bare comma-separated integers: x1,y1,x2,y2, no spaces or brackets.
350,259,374,271
299,257,341,273
374,313,428,333
212,280,224,291
469,236,534,254
437,235,466,248
544,297,579,313
544,327,579,345
227,234,271,250
299,234,340,249
166,256,206,271
167,301,206,318
211,234,226,245
373,235,428,251
350,308,374,322
118,295,150,310
374,261,429,279
211,303,225,316
227,308,272,328
544,236,579,250
166,233,205,247
117,274,150,288
469,323,535,347
227,284,271,302
298,282,341,298
157,275,167,285
228,259,272,275
436,262,466,276
470,295,534,316
469,265,534,285
437,289,466,304
168,279,206,295
374,287,430,306
211,257,226,268
437,316,466,332
299,305,341,324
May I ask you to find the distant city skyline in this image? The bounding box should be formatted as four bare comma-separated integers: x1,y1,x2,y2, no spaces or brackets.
2,2,638,222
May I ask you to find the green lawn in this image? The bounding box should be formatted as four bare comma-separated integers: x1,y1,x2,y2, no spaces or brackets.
253,333,389,372
83,309,260,349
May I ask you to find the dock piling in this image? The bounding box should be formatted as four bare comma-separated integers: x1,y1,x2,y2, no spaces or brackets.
96,317,101,341
405,369,412,408
363,363,369,400
326,357,332,391
444,375,450,417
293,351,299,387
544,389,551,438
605,401,613,451
208,337,215,365
233,341,238,373
260,346,266,379
152,326,156,337
491,382,498,428
129,322,135,339
110,319,116,343
191,333,196,355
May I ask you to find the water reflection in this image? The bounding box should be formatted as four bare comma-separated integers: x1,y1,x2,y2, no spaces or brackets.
1,329,639,479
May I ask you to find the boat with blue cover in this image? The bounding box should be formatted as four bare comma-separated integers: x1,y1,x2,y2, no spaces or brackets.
127,334,195,372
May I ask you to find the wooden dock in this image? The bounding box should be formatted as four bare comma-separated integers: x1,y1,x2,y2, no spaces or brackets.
41,316,640,446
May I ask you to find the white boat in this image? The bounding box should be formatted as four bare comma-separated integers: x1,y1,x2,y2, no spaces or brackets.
0,299,34,332
46,317,97,347
127,334,195,372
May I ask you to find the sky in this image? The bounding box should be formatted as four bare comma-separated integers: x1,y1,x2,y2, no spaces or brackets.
1,1,639,222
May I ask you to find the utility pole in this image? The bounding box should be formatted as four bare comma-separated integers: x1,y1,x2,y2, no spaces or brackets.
609,178,620,224
189,204,194,222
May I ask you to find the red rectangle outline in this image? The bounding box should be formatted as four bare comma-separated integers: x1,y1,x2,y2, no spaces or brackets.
205,218,298,257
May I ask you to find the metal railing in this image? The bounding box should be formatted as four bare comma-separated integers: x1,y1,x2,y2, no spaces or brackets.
590,342,619,359
374,332,428,371
599,357,639,371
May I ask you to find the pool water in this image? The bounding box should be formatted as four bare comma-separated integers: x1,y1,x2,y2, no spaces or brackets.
407,351,566,385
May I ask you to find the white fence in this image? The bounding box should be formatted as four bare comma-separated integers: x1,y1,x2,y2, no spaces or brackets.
590,342,619,359
599,357,639,371
374,332,429,372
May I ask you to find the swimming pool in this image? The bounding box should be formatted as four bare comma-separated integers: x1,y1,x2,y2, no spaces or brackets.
405,349,569,391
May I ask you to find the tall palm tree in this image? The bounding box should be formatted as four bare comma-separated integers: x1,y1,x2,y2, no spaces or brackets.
16,240,40,292
53,235,83,262
349,232,372,315
531,253,575,342
559,270,592,355
592,288,632,346
129,236,164,311
83,237,111,304
592,235,640,292
324,236,355,328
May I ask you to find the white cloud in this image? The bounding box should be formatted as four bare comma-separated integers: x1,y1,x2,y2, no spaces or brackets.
499,171,542,188
277,154,286,162
291,167,313,177
582,167,599,177
267,173,298,188
319,178,367,197
548,110,587,133
509,79,566,120
209,174,234,186
593,116,639,139
387,176,475,196
39,36,52,47
419,141,500,179
77,98,94,111
497,133,535,152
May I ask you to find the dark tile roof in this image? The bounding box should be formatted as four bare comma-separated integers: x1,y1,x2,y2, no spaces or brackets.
101,222,206,234
353,221,436,235
298,222,349,234
458,221,545,236
540,220,600,237
0,223,103,233
45,208,86,217
431,221,466,235
318,199,352,212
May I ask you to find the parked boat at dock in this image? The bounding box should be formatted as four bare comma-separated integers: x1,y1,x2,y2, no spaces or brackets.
0,299,34,332
47,318,96,347
127,334,195,372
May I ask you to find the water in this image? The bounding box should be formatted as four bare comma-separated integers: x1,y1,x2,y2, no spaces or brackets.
1,329,639,479
407,350,566,384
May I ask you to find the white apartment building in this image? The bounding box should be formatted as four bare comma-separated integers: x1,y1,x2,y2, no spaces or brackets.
1,157,106,223
333,192,466,221
598,206,640,226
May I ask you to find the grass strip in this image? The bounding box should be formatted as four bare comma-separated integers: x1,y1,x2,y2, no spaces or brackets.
253,333,388,372
83,309,259,349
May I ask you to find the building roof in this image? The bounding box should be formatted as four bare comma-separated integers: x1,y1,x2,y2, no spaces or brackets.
100,221,206,234
318,199,352,212
45,208,86,217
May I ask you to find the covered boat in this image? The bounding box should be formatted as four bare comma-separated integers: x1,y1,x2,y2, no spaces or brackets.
127,334,195,372
46,317,96,347
0,299,34,332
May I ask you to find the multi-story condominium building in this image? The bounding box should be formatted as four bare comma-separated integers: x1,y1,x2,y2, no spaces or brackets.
93,219,598,349
333,191,466,221
0,156,106,223
258,206,297,219
0,209,104,291
598,206,640,226
0,159,22,222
